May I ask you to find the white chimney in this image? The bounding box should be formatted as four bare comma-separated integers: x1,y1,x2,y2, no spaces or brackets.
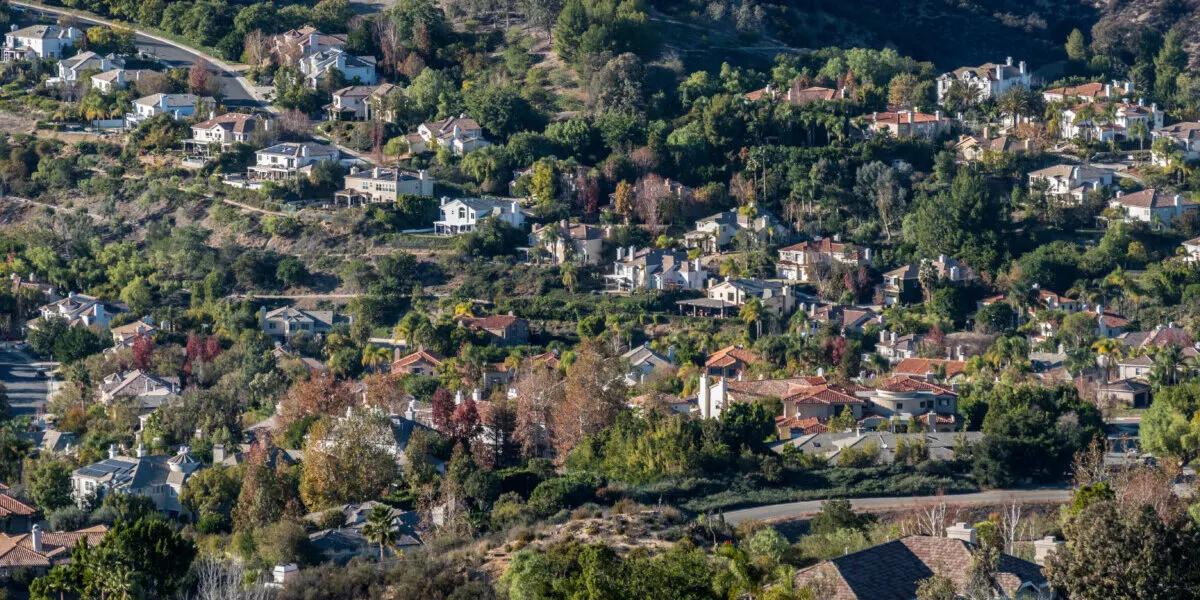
996,64,1004,80
212,444,224,463
1176,194,1183,207
136,443,145,458
1006,56,1013,66
471,388,481,402
698,375,710,418
454,390,464,406
31,525,42,553
946,522,977,544
1018,60,1026,75
108,444,116,459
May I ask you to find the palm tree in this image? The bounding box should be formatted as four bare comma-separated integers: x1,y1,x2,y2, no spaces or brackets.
361,344,391,372
1092,337,1121,380
740,298,763,339
1129,120,1149,152
361,504,398,561
1152,345,1184,387
560,261,578,292
942,80,981,113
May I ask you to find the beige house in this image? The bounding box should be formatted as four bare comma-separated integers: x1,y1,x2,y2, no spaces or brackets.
1110,188,1198,225
1027,164,1114,204
776,238,869,283
335,167,434,205
408,114,490,155
529,220,605,265
867,109,952,139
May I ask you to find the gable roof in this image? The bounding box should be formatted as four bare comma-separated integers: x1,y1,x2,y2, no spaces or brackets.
705,345,761,369
391,348,445,369
875,374,956,395
192,112,258,134
0,525,108,568
0,492,35,517
793,535,1046,599
1115,188,1195,209
892,358,966,378
459,314,523,332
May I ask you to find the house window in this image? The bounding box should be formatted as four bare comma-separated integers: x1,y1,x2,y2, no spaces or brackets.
896,403,903,410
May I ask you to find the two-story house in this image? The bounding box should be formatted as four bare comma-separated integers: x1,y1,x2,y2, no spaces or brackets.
326,85,376,121
528,220,605,266
391,348,445,376
863,375,959,431
258,306,338,339
90,67,146,93
71,446,201,517
246,142,339,183
458,313,529,346
679,278,796,317
936,57,1031,104
1059,100,1164,142
867,109,952,139
682,208,787,254
776,237,870,283
184,112,262,156
335,167,434,205
52,51,119,86
879,256,976,305
1152,121,1200,166
434,197,525,235
605,247,708,292
1027,164,1114,204
1111,188,1198,226
299,48,376,88
2,24,81,61
272,26,346,64
703,344,761,379
98,370,180,416
125,93,214,128
1042,80,1132,104
408,114,491,155
29,293,115,331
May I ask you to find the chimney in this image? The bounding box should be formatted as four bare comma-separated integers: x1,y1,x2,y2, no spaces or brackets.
1034,537,1063,565
308,31,318,49
212,443,225,464
108,444,116,459
872,111,878,122
983,125,991,139
1105,83,1112,98
996,64,1004,80
454,389,463,406
907,111,914,124
471,388,481,402
1176,194,1183,207
1006,56,1013,66
136,443,145,458
698,375,710,418
946,522,977,544
617,247,625,260
1018,60,1026,75
934,110,941,121
31,525,42,553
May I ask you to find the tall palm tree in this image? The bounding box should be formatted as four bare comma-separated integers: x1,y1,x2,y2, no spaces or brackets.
361,504,398,561
361,344,391,372
1092,337,1121,380
740,298,763,339
1152,345,1184,387
560,261,578,292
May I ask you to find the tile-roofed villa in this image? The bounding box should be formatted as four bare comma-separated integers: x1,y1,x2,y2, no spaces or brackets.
0,524,108,574
704,344,761,379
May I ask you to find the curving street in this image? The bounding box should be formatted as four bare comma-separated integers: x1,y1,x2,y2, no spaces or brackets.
721,486,1074,525
0,345,51,419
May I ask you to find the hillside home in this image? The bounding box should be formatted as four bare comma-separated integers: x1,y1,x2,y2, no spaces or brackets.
793,527,1052,599
1152,121,1200,165
272,26,346,63
892,357,966,380
528,220,605,266
936,57,1031,103
335,167,434,205
875,331,923,363
745,78,843,105
879,256,976,305
109,317,156,348
1182,236,1200,261
125,93,214,128
246,142,339,183
408,114,491,155
1,24,81,61
258,306,338,339
605,247,707,292
703,344,761,379
391,348,445,376
867,109,951,139
53,51,119,86
861,375,958,431
1042,80,1132,103
1059,100,1163,142
678,278,796,317
954,133,1035,162
458,313,529,345
1027,164,1114,204
434,197,525,235
1097,378,1152,409
0,486,36,534
699,375,864,425
90,67,146,93
773,430,984,462
798,303,879,335
184,112,262,156
98,370,180,415
683,208,787,253
0,525,108,577
71,446,201,517
621,344,675,386
1110,188,1198,225
776,237,870,283
29,293,114,330
299,48,376,88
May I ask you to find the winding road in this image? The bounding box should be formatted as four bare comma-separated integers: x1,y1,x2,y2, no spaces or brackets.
721,486,1073,525
11,1,266,108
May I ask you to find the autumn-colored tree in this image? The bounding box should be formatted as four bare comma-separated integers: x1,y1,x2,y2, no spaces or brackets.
233,442,296,529
476,392,518,469
189,60,214,96
132,334,154,371
512,364,563,459
362,372,407,414
300,410,399,510
450,397,480,442
613,180,635,224
279,376,357,427
552,341,627,460
431,387,455,432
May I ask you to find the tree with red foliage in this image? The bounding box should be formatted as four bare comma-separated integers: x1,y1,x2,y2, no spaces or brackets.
183,333,202,375
188,59,214,96
449,398,479,442
203,336,221,361
431,387,454,432
132,334,154,370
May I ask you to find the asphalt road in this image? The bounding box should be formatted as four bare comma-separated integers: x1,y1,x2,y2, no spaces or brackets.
722,487,1074,525
12,1,261,107
0,346,51,418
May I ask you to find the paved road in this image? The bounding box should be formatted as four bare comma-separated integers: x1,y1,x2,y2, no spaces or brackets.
722,487,1073,525
0,346,51,418
12,1,263,108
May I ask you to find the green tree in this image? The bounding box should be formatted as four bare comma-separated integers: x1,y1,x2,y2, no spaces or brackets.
1065,28,1088,63
180,465,242,533
360,503,398,560
810,498,874,535
1141,383,1200,465
29,460,73,511
551,0,587,62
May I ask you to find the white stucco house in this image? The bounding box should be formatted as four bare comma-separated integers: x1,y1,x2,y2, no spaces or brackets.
1152,121,1200,166
299,48,376,88
246,142,339,183
1027,164,1114,204
434,197,525,235
125,93,214,128
1110,188,1198,226
605,247,708,292
52,51,120,85
184,112,262,155
1059,100,1163,142
335,167,435,205
936,57,1030,104
1,24,81,61
408,114,491,156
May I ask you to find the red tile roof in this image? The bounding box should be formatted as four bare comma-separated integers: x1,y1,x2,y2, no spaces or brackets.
0,493,36,517
391,348,445,369
705,345,762,369
0,525,107,568
460,314,523,331
892,358,966,379
877,375,957,395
